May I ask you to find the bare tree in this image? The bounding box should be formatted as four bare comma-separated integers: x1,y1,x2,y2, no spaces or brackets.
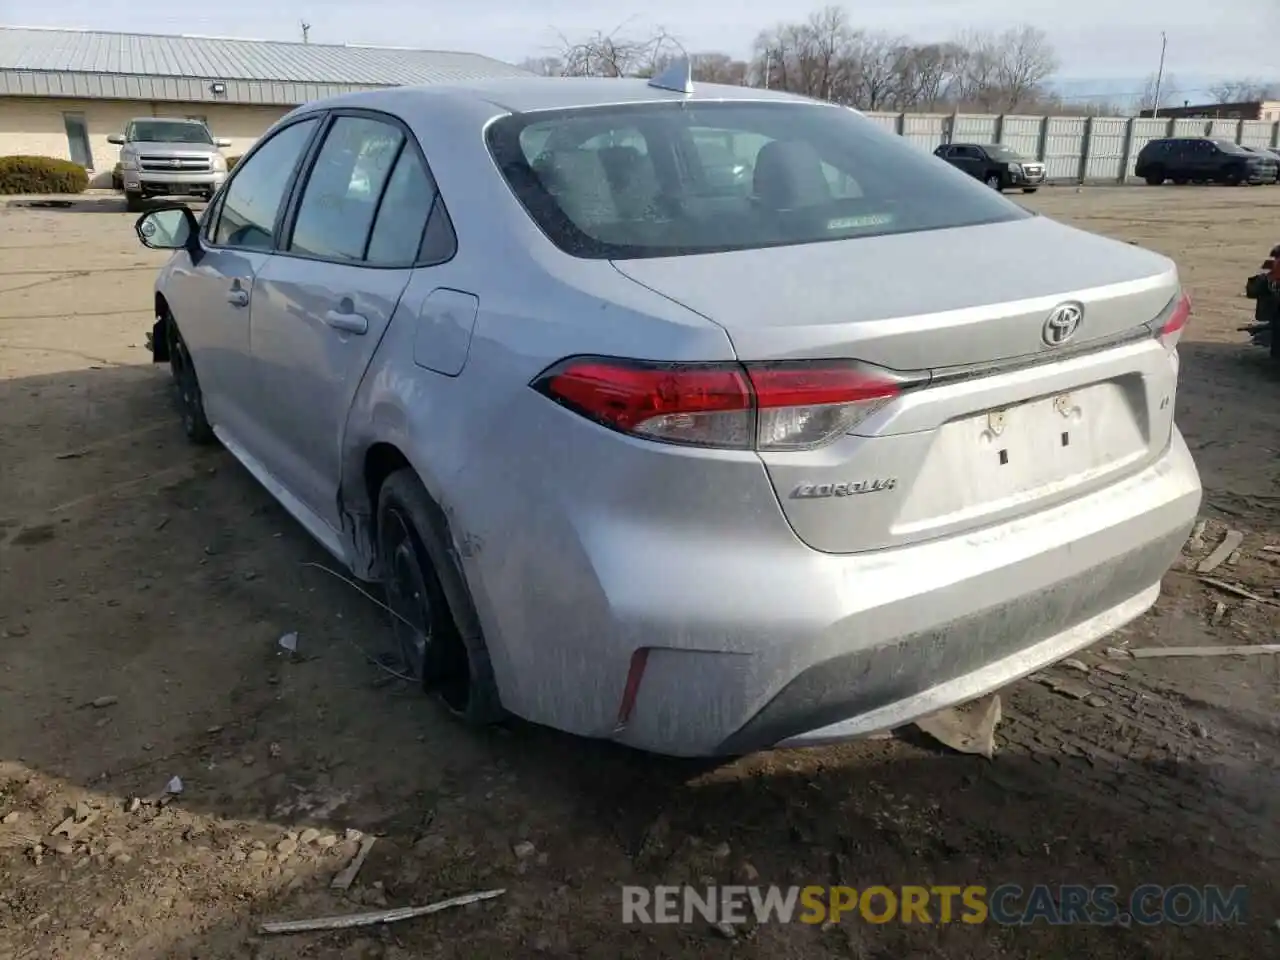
1137,72,1179,111
528,17,1068,114
1208,79,1279,103
518,55,564,77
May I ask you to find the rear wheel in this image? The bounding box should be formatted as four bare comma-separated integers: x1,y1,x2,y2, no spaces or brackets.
1143,167,1165,185
165,315,214,445
376,469,503,724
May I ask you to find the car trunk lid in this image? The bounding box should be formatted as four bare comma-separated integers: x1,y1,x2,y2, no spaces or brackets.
613,215,1183,553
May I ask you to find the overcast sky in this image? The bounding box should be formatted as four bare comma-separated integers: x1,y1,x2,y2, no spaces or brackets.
15,0,1280,95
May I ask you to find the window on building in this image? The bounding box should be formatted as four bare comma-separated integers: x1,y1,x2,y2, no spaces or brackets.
63,113,93,169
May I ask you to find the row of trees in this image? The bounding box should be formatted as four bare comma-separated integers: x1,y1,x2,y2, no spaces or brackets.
519,8,1276,117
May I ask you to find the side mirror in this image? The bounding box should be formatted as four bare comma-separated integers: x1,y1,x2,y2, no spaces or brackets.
135,205,200,253
107,134,125,145
215,138,232,148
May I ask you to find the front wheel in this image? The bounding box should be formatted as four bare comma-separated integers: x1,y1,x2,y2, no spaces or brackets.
985,173,1003,191
1022,187,1038,194
124,191,144,213
376,469,503,725
165,317,214,445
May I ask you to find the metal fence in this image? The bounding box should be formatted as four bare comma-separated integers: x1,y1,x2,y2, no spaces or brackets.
863,112,1280,183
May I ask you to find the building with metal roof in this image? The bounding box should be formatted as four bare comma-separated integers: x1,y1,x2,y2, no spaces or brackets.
0,26,531,185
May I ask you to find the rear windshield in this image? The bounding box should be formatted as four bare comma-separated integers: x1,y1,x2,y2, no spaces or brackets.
1214,139,1249,154
486,101,1031,259
128,121,213,144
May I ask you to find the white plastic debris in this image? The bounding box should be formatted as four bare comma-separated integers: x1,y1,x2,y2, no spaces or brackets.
165,776,184,795
278,631,298,653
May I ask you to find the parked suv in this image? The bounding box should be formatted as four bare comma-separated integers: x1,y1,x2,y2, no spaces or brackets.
933,143,1046,193
1241,146,1280,183
1134,137,1278,186
109,118,232,211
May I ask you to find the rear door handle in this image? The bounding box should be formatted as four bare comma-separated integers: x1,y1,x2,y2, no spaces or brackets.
323,309,368,335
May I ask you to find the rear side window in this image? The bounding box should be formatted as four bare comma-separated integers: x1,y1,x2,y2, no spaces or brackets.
289,116,404,261
365,147,439,265
487,101,1029,259
214,118,318,250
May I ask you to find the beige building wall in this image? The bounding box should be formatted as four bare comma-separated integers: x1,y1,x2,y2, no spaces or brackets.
0,96,290,184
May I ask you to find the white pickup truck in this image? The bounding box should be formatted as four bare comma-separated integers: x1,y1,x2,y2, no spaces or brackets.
108,117,232,211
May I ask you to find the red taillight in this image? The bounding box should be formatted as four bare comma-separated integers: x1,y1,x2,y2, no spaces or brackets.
1158,292,1192,349
533,357,910,450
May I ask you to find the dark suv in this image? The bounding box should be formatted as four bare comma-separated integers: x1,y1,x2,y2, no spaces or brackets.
1135,138,1278,186
933,143,1046,193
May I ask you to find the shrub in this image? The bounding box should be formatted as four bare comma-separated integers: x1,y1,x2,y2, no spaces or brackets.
227,155,242,170
0,155,90,195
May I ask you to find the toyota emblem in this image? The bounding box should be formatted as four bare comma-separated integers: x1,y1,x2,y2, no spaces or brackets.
1042,302,1083,347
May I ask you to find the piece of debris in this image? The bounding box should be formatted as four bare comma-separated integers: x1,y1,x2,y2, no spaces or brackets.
154,516,170,532
331,835,377,890
512,839,537,860
1103,646,1132,660
278,632,298,654
300,827,320,846
711,921,738,940
50,809,99,842
1227,550,1241,566
1262,545,1280,554
2,811,22,825
88,696,118,709
1188,519,1208,550
126,798,141,814
1036,676,1093,701
1197,530,1244,574
1129,644,1280,659
1085,694,1109,708
165,776,184,795
914,694,1002,759
1061,658,1090,673
259,888,506,935
1211,601,1228,625
268,742,282,760
1199,576,1274,606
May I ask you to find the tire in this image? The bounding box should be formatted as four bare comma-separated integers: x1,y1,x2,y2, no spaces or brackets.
1172,177,1188,185
1022,187,1038,194
165,315,215,445
125,191,144,213
985,172,1003,191
1143,167,1165,186
376,469,503,725
1223,165,1244,186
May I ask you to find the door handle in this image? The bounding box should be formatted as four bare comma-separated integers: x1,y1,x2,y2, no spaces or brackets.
226,288,249,308
323,309,368,335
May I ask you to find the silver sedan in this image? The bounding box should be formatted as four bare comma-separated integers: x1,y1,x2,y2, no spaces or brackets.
133,64,1201,757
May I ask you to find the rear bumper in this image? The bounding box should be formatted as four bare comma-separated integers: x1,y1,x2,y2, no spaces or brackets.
601,431,1198,756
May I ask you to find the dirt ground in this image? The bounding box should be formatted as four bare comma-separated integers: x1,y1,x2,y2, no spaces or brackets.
0,186,1278,959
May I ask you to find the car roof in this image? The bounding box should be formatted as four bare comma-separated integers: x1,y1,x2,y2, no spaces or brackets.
306,76,817,116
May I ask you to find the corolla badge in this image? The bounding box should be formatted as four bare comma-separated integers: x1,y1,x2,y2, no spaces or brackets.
790,479,897,499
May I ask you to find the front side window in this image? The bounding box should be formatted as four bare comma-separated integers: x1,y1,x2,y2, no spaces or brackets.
213,118,319,250
983,144,1026,163
488,102,1030,259
128,120,213,144
288,116,404,262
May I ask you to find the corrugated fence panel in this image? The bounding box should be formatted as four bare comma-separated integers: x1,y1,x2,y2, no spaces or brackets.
953,114,998,143
1239,120,1275,147
1000,115,1042,158
1044,117,1085,180
1084,117,1128,181
1171,118,1208,137
901,114,946,152
863,112,900,133
1208,119,1240,139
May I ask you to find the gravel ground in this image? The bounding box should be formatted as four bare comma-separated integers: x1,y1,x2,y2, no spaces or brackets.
0,186,1277,959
